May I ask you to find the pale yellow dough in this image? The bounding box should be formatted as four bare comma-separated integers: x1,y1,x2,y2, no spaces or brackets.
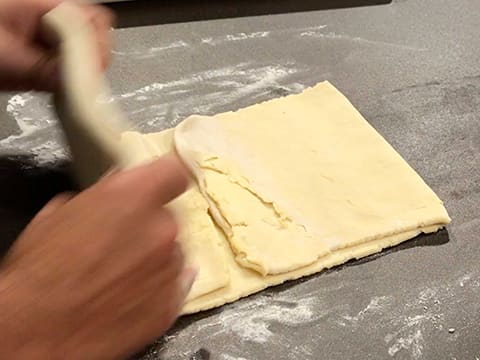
120,82,450,314
120,130,229,302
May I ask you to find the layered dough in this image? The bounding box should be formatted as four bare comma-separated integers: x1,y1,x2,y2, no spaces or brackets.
120,130,229,302
120,82,451,314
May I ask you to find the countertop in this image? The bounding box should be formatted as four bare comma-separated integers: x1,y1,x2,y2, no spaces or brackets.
0,0,478,359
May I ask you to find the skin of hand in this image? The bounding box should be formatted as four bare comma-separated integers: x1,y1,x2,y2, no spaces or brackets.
0,1,195,358
0,156,196,359
0,0,114,91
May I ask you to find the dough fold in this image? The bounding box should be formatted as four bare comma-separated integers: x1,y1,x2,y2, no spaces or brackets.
121,81,450,314
120,130,230,301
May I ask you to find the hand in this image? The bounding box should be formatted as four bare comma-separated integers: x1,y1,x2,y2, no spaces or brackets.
0,0,115,91
0,156,195,360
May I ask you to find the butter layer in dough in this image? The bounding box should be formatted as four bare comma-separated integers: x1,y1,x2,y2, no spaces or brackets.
174,81,451,277
120,130,229,301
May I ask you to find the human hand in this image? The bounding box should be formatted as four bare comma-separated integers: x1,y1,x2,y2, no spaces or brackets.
0,156,195,360
0,0,114,91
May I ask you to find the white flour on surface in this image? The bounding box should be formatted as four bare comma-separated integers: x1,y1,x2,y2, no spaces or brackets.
221,355,250,360
115,62,303,102
2,21,417,164
156,270,479,359
0,93,66,164
195,295,316,344
340,295,393,323
111,24,423,64
4,93,52,140
112,25,330,61
0,62,307,164
112,40,189,59
110,62,307,132
201,31,270,46
388,329,424,358
1,23,328,163
157,276,347,360
197,24,327,47
383,270,480,359
299,30,427,52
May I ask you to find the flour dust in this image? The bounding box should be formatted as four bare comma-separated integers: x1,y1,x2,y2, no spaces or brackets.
146,269,479,360
0,62,306,165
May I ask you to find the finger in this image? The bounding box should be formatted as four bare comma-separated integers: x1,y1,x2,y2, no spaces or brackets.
81,5,116,69
154,267,197,328
178,267,198,303
94,241,184,316
98,167,120,182
128,243,185,303
116,279,183,357
105,250,187,340
125,215,184,282
36,3,115,88
130,272,191,342
96,28,113,70
87,5,116,29
30,192,76,225
91,8,115,69
108,155,190,207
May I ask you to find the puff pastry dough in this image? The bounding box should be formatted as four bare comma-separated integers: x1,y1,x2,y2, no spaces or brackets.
120,82,450,314
44,2,447,315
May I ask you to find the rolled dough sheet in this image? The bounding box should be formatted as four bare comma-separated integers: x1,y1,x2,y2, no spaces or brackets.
174,82,450,277
119,82,450,314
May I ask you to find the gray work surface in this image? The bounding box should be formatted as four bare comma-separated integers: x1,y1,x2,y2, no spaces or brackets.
0,0,479,359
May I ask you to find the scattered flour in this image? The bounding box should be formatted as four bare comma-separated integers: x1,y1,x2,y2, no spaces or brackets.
0,62,306,164
458,273,471,287
5,93,47,139
29,140,68,164
342,295,393,323
156,277,341,359
156,270,478,359
114,62,302,102
299,30,426,51
112,40,189,59
457,272,479,288
221,355,250,360
109,62,307,132
2,23,329,163
1,23,357,163
298,25,328,37
387,329,424,358
381,286,443,360
196,295,316,344
202,31,270,46
1,93,65,164
383,271,480,359
2,21,420,164
113,25,330,60
198,24,334,48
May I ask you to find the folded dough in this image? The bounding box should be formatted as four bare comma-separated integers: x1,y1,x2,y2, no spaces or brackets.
121,81,450,314
120,130,229,302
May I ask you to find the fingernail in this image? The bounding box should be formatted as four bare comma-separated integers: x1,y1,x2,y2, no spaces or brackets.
180,267,198,298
